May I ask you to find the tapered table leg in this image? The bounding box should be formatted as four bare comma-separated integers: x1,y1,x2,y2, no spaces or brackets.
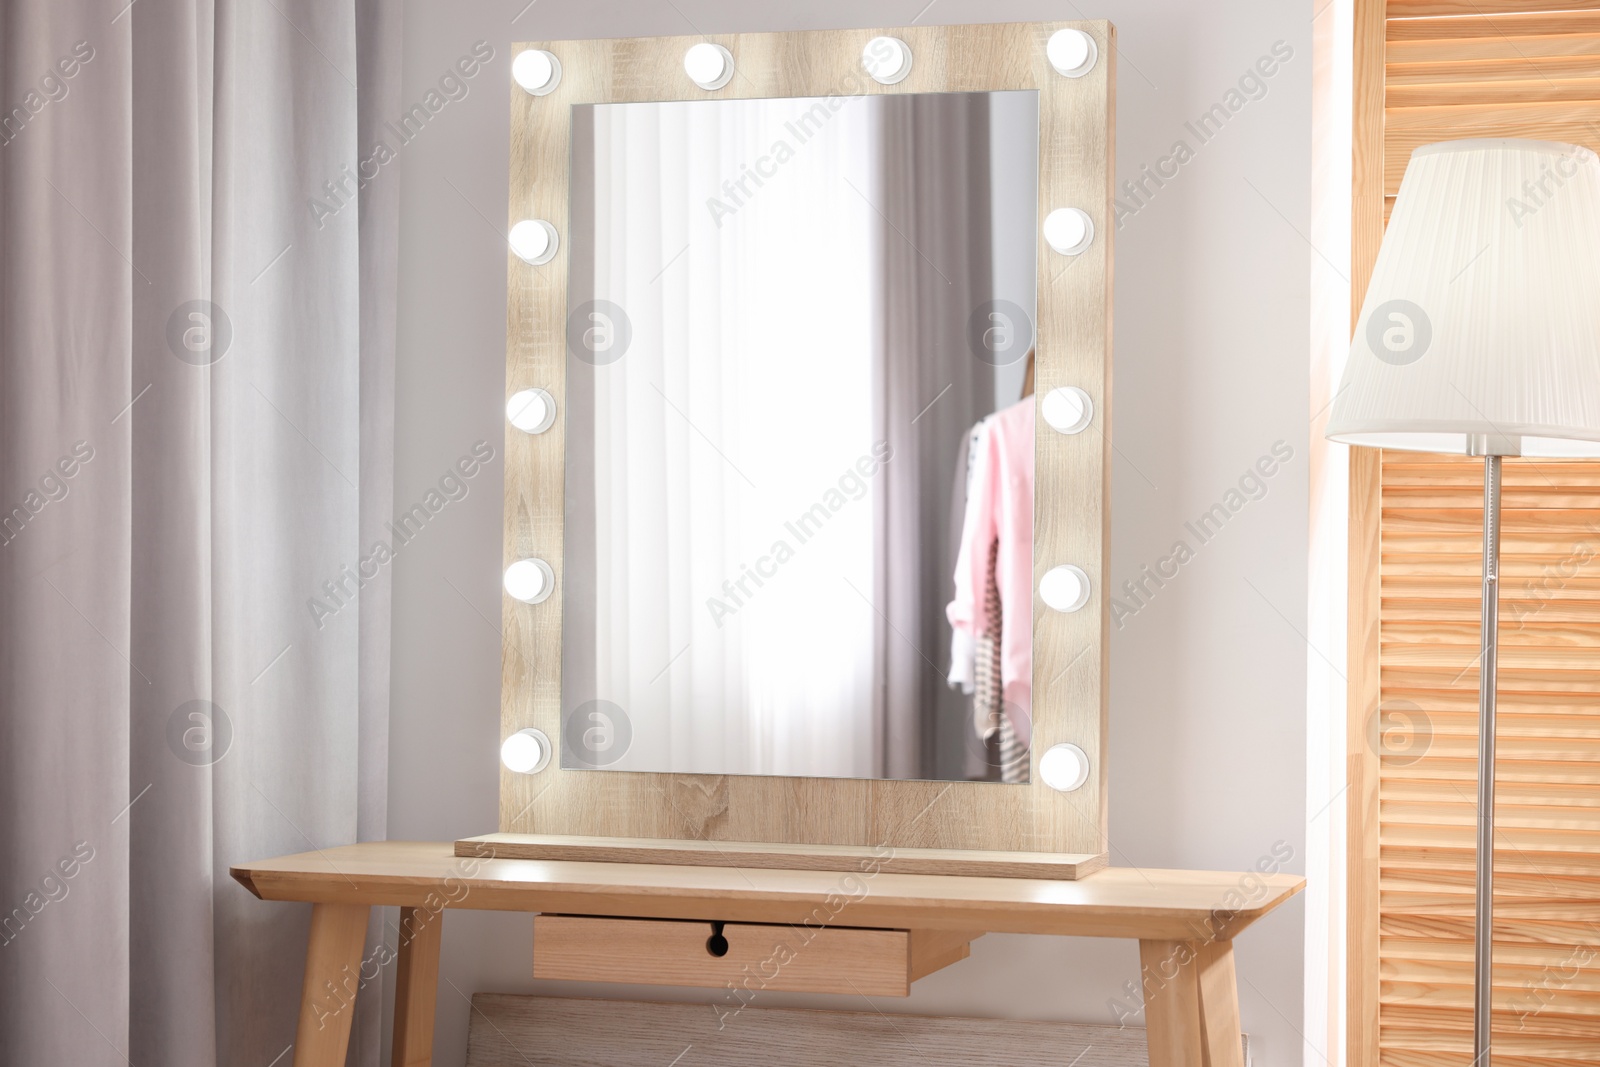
1140,939,1246,1067
392,906,443,1067
293,902,371,1067
1141,940,1204,1067
1196,941,1245,1067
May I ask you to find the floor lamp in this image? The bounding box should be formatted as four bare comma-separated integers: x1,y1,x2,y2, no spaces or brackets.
1327,139,1600,1066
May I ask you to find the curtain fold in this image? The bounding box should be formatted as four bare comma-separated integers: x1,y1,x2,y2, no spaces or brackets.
569,97,881,779
873,93,995,781
0,0,400,1062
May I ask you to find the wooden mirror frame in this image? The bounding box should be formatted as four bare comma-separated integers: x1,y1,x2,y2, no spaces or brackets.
491,20,1114,878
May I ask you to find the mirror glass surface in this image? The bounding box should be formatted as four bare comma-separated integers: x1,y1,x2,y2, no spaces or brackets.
563,89,1039,781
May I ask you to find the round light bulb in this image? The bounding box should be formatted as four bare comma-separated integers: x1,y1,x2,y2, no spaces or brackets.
1042,386,1093,434
1043,208,1094,256
1039,743,1091,792
501,728,551,774
1040,564,1091,613
507,388,556,434
684,42,733,90
863,36,913,85
509,219,558,265
1047,29,1097,77
512,49,561,95
504,558,555,604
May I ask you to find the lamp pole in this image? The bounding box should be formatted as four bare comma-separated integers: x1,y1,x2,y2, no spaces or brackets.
1474,451,1503,1067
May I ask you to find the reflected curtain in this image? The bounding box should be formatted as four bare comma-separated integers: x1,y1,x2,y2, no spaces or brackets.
0,1,400,1063
568,98,882,778
872,94,995,780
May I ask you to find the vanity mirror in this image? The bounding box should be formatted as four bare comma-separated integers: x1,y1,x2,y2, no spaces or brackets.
563,88,1039,782
493,21,1113,875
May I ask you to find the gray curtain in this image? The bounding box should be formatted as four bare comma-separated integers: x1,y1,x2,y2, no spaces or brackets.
872,93,995,781
0,1,400,1064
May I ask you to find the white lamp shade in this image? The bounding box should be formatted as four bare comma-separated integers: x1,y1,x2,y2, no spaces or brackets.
1326,139,1600,457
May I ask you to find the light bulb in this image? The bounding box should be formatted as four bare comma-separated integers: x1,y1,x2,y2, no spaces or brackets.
1047,29,1097,77
501,728,551,774
507,388,556,434
504,558,555,604
863,36,913,85
684,42,733,90
1039,743,1090,792
1042,386,1093,434
512,49,561,95
1040,564,1091,613
1044,208,1094,256
509,219,558,265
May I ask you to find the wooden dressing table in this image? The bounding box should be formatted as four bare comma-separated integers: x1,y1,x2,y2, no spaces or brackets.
232,841,1302,1067
237,19,1300,1067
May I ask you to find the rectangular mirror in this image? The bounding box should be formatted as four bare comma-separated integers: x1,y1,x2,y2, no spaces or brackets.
501,22,1112,865
562,90,1039,781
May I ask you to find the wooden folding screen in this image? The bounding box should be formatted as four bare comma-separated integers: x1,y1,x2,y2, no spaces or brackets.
1349,4,1600,1065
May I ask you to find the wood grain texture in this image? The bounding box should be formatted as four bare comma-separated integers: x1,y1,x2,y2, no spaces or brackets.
1388,55,1600,84
392,906,442,1067
1140,940,1203,1067
1357,9,1600,1064
1195,941,1244,1067
501,21,1114,861
1371,452,1600,1066
1388,0,1600,16
1389,30,1600,63
230,841,1304,941
1349,3,1388,1067
1385,107,1600,196
1349,446,1384,1067
1350,6,1600,1062
1376,8,1600,192
455,832,1105,880
531,915,943,996
293,902,370,1067
463,994,1250,1067
1356,11,1600,1057
908,927,981,980
1388,78,1600,107
1388,11,1600,40
1382,8,1600,192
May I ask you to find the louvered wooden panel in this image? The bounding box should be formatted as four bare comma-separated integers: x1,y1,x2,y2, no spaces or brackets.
1382,7,1600,219
1352,8,1600,1063
1375,452,1600,1066
1390,0,1600,14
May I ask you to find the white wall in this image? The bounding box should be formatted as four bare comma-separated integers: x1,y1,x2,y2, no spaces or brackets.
389,1,1313,1064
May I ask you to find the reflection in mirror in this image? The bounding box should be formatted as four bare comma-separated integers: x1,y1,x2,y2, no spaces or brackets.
563,90,1039,781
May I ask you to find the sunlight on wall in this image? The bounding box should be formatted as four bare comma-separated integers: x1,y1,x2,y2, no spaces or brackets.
1309,2,1353,1064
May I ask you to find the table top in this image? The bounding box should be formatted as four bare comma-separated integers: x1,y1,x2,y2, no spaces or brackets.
232,841,1303,941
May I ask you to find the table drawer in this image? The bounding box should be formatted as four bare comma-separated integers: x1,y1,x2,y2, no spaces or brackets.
533,915,974,997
